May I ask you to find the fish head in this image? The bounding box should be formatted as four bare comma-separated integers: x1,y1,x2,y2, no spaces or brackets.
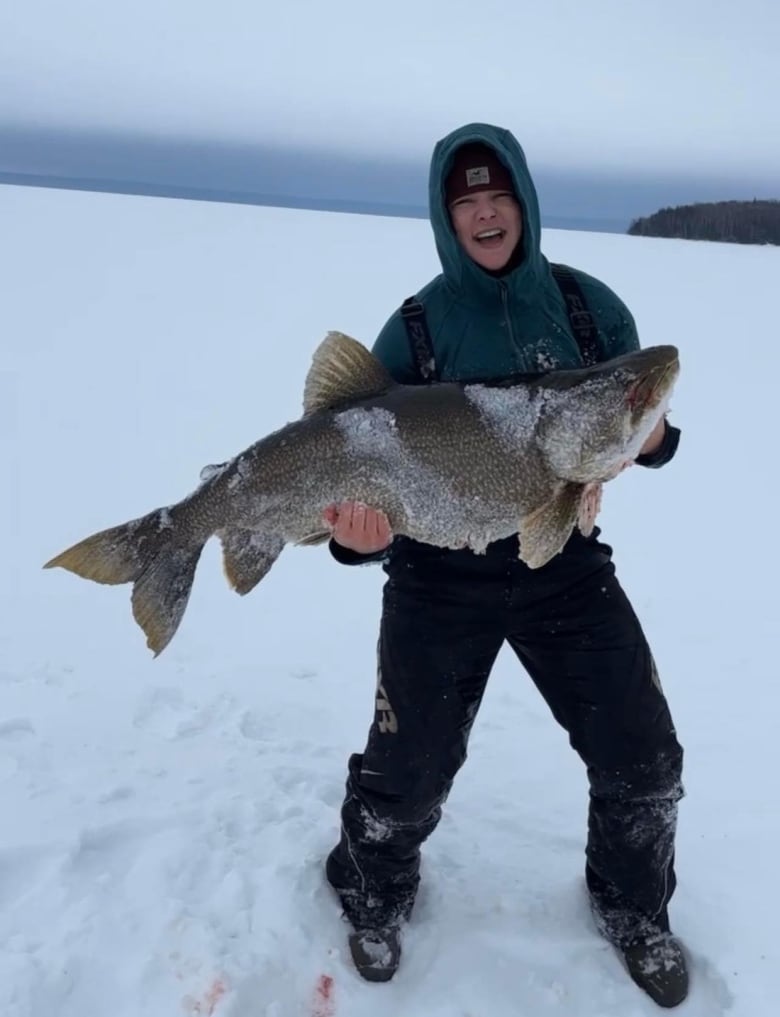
535,345,680,482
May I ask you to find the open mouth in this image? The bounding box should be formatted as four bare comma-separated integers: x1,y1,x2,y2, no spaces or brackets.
474,228,506,248
626,361,678,411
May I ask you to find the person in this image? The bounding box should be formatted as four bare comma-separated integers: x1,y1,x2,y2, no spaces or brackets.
323,123,687,1008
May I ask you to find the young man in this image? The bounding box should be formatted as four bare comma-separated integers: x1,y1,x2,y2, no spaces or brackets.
324,123,687,1008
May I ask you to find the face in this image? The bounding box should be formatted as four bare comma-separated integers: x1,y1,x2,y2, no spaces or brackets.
448,189,523,271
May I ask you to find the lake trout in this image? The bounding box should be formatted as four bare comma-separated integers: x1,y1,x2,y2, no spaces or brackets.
44,331,679,655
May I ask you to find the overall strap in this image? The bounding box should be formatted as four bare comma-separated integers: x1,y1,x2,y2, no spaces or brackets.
401,265,601,382
400,296,437,382
550,263,601,367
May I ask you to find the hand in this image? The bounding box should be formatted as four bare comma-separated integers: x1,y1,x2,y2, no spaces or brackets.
323,501,393,554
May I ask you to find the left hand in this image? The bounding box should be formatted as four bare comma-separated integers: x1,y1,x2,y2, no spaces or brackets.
323,501,393,554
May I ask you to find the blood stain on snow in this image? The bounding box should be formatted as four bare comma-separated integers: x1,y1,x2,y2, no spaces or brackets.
182,977,228,1015
311,973,335,1017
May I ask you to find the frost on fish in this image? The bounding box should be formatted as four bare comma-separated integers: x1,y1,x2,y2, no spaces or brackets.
335,406,400,456
198,461,230,484
157,508,174,530
464,383,540,448
226,456,255,492
338,397,529,553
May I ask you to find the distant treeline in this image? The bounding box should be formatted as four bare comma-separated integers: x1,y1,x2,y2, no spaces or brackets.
628,199,780,245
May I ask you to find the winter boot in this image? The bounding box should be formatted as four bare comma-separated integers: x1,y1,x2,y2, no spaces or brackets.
348,926,402,982
622,932,689,1008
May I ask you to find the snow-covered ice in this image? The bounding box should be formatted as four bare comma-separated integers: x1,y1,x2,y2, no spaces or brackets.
1,183,777,1016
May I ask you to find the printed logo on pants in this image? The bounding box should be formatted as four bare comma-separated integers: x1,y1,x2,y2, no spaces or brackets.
376,683,398,734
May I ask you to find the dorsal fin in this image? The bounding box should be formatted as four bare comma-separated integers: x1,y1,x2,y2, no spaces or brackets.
303,332,396,415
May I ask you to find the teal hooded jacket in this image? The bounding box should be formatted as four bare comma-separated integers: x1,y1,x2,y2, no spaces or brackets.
372,123,639,382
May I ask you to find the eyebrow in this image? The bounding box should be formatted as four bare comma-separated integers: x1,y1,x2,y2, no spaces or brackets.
450,190,515,206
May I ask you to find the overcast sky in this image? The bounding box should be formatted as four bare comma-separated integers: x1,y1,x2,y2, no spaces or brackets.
2,0,778,179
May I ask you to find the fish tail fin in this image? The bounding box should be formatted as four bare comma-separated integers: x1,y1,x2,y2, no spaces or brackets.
218,528,285,595
44,508,204,656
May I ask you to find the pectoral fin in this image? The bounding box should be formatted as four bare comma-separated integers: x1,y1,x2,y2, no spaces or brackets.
577,481,603,537
518,482,584,569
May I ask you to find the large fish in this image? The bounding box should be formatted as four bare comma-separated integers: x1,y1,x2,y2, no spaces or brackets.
45,332,679,655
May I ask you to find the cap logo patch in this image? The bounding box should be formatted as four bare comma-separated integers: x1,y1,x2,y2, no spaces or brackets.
465,166,490,187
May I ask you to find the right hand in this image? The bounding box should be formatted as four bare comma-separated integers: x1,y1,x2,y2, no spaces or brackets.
323,501,393,554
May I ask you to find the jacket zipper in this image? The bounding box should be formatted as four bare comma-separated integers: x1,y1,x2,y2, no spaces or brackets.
500,282,519,356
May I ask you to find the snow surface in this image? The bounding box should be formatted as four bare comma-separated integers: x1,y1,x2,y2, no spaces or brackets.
2,183,778,1016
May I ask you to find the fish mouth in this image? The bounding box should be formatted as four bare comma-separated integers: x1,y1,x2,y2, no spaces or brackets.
626,357,679,412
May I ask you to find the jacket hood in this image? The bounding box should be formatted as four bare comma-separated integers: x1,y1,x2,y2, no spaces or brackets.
429,123,545,300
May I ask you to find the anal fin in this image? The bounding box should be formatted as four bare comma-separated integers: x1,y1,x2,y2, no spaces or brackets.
295,530,331,547
218,528,284,595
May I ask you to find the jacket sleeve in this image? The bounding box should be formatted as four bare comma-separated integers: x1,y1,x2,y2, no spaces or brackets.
635,420,681,468
328,538,394,566
371,311,422,383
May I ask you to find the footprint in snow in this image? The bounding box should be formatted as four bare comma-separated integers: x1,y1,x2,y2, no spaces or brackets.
0,717,35,740
132,688,209,740
238,710,273,743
